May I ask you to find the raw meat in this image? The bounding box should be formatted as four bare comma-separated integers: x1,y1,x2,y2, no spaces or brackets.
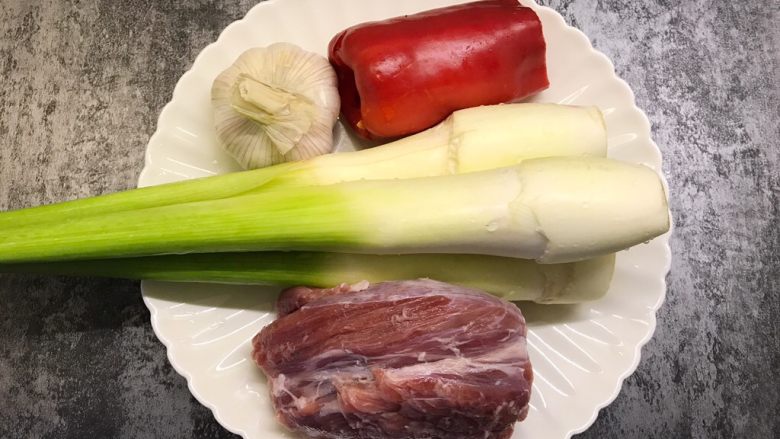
252,279,533,439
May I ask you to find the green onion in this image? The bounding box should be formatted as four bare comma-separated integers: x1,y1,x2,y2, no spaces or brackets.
0,103,606,229
0,252,616,303
0,157,669,265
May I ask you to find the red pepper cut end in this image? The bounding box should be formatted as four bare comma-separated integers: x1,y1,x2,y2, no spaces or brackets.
328,0,549,141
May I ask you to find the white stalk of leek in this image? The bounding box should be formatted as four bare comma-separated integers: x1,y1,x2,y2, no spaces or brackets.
0,157,669,264
0,103,605,230
0,252,616,304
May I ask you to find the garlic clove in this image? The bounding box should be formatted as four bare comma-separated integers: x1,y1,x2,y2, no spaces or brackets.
211,43,340,169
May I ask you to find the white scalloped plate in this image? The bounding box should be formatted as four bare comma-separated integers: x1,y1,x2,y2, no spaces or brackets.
138,0,672,437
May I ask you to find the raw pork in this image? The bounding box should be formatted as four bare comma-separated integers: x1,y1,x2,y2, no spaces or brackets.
252,279,532,439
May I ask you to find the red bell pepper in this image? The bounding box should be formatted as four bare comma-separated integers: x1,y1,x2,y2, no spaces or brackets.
328,0,548,140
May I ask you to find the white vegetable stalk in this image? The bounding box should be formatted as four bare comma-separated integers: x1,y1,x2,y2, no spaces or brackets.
344,156,670,263
0,157,669,265
270,103,607,185
212,43,340,169
0,253,616,304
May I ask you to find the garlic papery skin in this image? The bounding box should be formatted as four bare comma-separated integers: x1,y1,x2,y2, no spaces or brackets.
211,43,340,169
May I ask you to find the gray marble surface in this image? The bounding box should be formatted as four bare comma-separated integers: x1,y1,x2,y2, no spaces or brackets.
0,0,778,438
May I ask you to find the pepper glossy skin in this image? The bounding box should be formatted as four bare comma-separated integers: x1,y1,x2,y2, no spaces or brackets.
328,0,548,140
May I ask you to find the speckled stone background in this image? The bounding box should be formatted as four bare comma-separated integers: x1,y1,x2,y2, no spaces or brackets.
0,0,777,438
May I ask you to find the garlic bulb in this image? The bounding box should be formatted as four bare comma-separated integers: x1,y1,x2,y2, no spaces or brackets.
211,43,340,169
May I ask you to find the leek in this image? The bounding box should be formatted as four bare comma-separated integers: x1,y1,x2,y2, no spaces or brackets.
0,252,616,304
0,157,669,264
0,103,605,229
